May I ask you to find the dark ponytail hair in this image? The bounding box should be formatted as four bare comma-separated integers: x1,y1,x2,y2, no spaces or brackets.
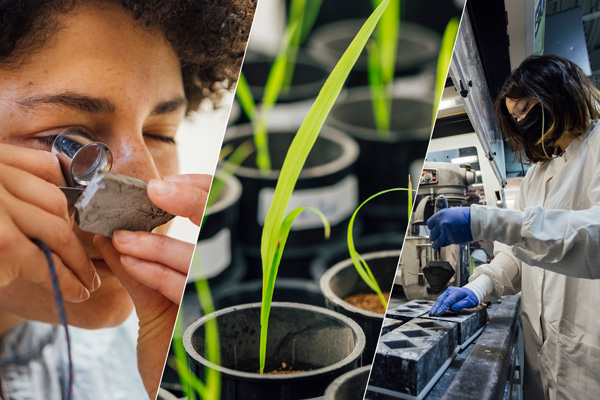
494,54,600,163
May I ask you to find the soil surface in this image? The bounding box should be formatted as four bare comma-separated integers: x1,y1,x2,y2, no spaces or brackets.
344,292,390,314
262,362,310,375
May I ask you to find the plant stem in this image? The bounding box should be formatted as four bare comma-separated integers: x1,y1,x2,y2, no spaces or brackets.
259,0,393,374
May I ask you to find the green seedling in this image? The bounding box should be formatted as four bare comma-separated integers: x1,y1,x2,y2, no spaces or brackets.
171,269,220,400
235,74,257,123
367,0,400,137
236,22,299,173
234,0,323,174
259,0,393,374
432,17,460,126
346,184,414,309
283,0,323,90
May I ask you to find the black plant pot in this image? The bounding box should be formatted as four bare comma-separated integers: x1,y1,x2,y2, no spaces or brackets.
324,365,371,400
184,302,366,400
224,125,359,279
309,232,404,284
326,89,432,234
213,278,325,310
284,0,373,37
309,19,439,87
320,250,400,365
237,52,331,130
243,52,329,103
189,175,245,287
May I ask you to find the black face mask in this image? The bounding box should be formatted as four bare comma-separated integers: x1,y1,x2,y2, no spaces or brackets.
515,103,553,142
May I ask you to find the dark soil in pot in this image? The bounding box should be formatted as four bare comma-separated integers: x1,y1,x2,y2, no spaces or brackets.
309,20,439,87
224,125,359,279
309,232,403,283
183,302,366,400
344,292,390,315
326,89,432,234
213,278,325,310
324,365,371,400
320,250,400,365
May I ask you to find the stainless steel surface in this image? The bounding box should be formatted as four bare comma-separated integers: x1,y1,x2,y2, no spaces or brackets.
402,163,475,300
448,11,506,190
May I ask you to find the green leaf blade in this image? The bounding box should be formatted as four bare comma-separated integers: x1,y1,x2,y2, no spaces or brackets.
347,187,416,309
259,0,392,375
259,206,329,373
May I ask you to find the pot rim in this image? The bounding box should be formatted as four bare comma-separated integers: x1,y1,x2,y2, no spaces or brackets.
320,250,401,319
223,126,359,180
326,87,433,143
205,174,242,215
308,19,440,72
323,364,372,399
183,302,366,381
157,388,179,400
242,51,331,102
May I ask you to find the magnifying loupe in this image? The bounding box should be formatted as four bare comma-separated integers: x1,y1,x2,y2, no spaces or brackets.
52,127,113,187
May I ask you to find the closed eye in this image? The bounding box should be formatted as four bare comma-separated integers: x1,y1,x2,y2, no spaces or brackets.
144,133,176,144
36,135,59,147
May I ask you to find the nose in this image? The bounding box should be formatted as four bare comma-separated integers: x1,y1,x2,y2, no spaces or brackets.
108,134,159,183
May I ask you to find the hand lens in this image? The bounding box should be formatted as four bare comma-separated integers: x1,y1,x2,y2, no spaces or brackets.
52,127,113,187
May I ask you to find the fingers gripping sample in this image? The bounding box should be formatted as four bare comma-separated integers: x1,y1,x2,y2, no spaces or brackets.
75,170,175,237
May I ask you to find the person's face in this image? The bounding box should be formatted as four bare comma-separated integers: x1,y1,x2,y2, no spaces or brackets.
505,97,539,123
0,3,186,328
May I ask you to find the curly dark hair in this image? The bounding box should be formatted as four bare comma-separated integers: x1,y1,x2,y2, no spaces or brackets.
0,0,256,112
494,55,600,163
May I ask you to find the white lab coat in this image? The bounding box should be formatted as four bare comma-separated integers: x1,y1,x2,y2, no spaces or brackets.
468,120,600,400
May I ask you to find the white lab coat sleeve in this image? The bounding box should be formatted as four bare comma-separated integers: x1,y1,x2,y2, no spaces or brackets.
468,242,522,301
470,163,600,279
466,175,529,300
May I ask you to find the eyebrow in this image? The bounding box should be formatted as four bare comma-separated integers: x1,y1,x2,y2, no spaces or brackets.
16,91,188,115
17,92,116,113
151,97,188,115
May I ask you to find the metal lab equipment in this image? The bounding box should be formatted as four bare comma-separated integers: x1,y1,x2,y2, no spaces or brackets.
52,127,113,210
401,162,477,301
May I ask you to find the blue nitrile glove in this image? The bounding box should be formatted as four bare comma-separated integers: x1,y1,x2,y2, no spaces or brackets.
429,286,478,315
427,207,473,249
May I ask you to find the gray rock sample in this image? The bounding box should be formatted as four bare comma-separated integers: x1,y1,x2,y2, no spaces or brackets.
423,305,488,346
369,317,457,396
385,299,434,323
75,170,175,237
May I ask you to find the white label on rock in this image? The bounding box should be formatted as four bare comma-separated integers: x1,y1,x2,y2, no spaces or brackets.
257,174,358,230
188,228,231,281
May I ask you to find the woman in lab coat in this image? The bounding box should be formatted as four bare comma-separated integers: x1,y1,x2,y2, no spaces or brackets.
428,55,600,399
